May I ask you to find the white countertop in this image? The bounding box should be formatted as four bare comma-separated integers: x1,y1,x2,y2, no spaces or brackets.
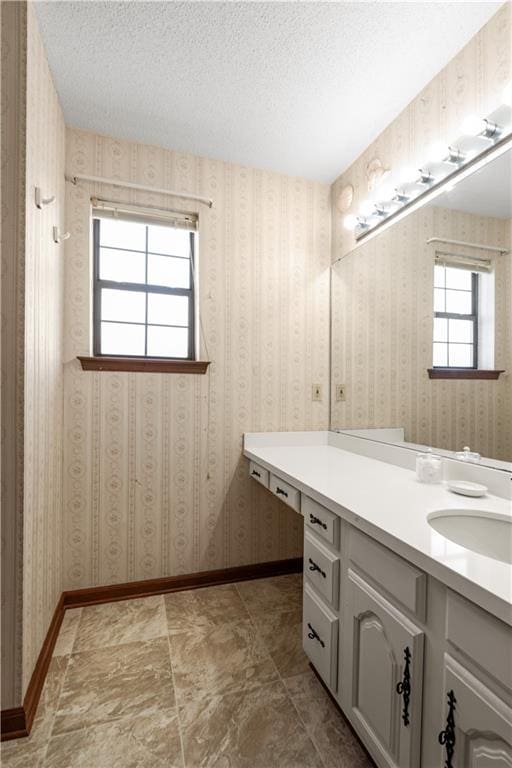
244,431,512,626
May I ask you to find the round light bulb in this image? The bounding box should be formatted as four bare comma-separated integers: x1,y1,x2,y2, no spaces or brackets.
399,166,419,184
359,200,375,217
461,114,486,137
343,214,358,231
377,183,395,201
503,81,512,107
428,142,448,163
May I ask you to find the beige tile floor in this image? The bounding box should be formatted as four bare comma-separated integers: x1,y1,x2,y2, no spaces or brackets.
1,574,373,768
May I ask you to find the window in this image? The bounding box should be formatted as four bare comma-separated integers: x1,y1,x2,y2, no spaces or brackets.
93,213,196,359
433,264,478,368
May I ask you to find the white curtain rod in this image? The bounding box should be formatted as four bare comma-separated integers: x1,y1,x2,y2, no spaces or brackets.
65,173,213,208
426,237,509,254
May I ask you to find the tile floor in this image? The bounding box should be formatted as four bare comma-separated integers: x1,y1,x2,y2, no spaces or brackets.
1,574,373,768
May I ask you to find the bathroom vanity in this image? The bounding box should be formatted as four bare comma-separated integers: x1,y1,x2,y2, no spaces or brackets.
244,430,512,768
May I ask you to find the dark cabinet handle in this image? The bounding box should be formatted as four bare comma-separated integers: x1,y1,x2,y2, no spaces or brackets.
309,514,327,530
307,622,325,648
396,646,411,726
251,470,261,478
308,557,326,578
438,690,456,768
276,487,288,498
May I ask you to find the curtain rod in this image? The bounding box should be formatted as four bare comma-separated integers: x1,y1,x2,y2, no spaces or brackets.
426,237,509,254
65,173,213,208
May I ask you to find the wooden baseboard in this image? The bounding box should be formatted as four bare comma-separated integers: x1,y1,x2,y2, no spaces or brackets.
63,557,303,609
1,557,302,740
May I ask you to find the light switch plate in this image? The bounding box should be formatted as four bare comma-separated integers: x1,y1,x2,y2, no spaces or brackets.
336,384,346,401
312,384,322,402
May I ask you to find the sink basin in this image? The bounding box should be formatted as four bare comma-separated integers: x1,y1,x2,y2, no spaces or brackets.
427,509,512,564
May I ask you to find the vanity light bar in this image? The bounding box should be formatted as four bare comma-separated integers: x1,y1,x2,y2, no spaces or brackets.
344,82,512,240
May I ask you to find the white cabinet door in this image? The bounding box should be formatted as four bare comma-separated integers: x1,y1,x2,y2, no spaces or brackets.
438,654,512,768
343,569,424,768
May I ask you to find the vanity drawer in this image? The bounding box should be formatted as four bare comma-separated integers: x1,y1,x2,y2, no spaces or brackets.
249,461,269,488
304,531,340,609
269,473,301,513
349,529,427,621
303,495,340,549
303,582,338,690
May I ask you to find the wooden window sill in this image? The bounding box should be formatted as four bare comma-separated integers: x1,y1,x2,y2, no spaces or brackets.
78,356,210,374
427,368,505,380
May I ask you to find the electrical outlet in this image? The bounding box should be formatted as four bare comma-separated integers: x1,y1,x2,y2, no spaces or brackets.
336,384,346,401
312,384,322,402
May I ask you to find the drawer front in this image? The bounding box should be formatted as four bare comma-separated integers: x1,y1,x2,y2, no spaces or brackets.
303,582,338,690
304,531,340,609
446,591,512,692
249,461,269,488
269,473,301,513
349,529,427,621
303,495,340,548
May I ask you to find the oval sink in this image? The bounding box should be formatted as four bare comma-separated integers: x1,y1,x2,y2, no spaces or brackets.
427,509,512,564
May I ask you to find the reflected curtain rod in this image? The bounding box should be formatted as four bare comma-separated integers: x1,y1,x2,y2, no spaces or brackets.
65,173,214,209
426,237,509,255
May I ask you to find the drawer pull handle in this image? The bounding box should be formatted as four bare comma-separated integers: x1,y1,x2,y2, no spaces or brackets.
395,646,411,726
308,557,326,579
276,487,288,498
307,622,325,648
309,514,327,530
251,470,261,478
438,689,456,768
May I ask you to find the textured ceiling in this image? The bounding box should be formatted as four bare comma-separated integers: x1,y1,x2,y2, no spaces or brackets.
35,1,501,182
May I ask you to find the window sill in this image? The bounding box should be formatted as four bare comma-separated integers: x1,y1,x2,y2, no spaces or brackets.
78,356,210,374
427,368,505,380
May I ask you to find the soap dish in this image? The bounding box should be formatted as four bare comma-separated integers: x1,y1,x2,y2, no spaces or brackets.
446,480,488,497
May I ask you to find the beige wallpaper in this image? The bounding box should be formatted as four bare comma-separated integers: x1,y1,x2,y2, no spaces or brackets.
21,3,66,695
330,1,512,463
331,206,512,461
1,1,27,710
63,128,331,589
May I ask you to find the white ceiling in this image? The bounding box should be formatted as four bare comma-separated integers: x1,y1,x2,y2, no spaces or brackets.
35,1,501,182
432,149,512,219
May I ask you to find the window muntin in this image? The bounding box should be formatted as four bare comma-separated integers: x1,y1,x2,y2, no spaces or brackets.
433,265,478,368
93,216,195,359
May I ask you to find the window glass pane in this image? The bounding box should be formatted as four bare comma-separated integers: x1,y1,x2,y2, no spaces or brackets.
98,218,146,251
434,265,445,288
445,289,472,315
147,293,188,326
446,267,472,290
99,248,145,284
101,322,145,356
449,319,473,343
448,343,473,367
434,288,445,313
101,288,146,323
147,225,190,257
148,254,190,289
433,343,448,367
433,318,448,342
147,326,188,358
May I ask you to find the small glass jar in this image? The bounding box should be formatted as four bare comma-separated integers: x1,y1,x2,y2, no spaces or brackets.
416,448,443,484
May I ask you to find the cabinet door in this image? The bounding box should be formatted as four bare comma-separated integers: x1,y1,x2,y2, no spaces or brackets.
344,569,424,768
438,654,512,768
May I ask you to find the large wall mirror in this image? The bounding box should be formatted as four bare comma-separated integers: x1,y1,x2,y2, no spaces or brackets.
330,143,512,469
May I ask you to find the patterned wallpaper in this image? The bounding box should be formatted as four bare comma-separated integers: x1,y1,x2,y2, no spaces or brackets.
21,4,66,695
63,128,331,589
331,206,512,461
1,1,27,710
330,1,512,462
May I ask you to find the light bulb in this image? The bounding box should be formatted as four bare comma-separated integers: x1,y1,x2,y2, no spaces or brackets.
377,183,395,201
359,200,375,217
343,214,358,231
503,81,512,107
399,166,419,184
428,142,448,163
461,114,486,137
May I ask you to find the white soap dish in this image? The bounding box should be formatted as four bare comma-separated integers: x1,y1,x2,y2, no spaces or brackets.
446,480,488,497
